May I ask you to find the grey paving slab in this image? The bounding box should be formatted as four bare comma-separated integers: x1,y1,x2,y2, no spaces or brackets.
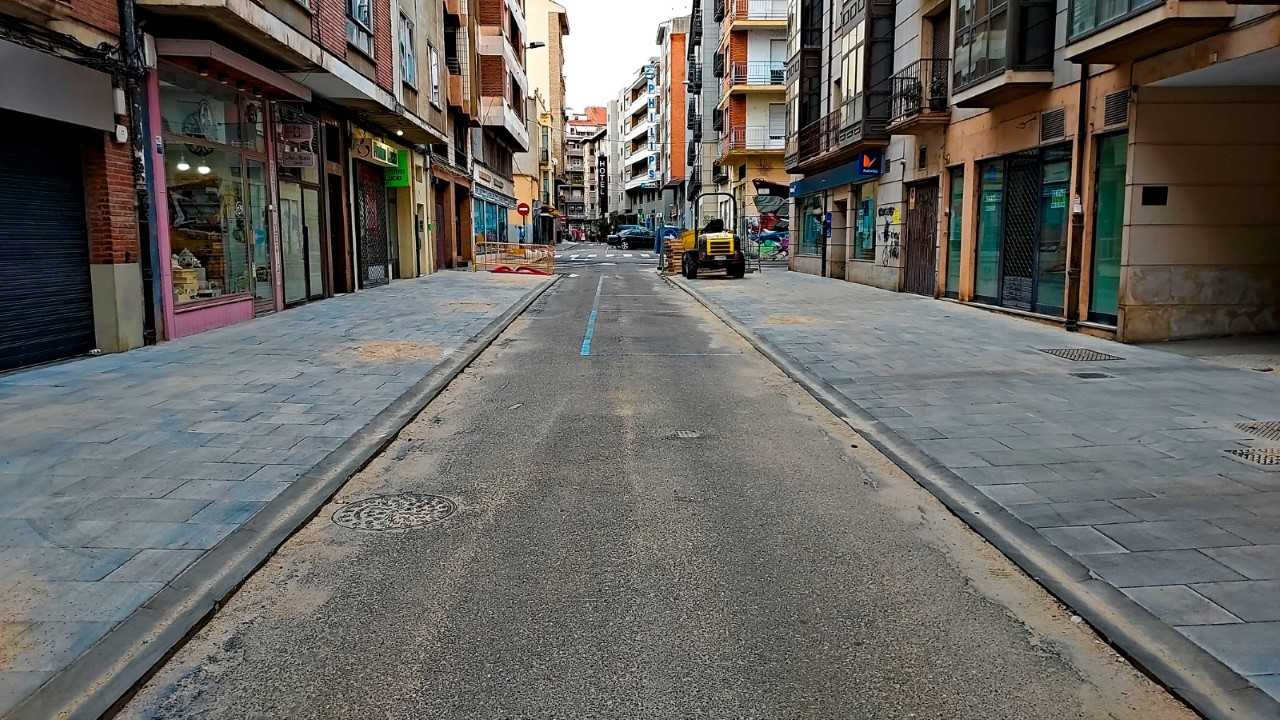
1202,545,1280,580
682,269,1280,706
1079,550,1245,587
0,272,547,716
1039,526,1129,555
1179,622,1280,676
1191,581,1280,622
101,549,205,583
1097,520,1251,552
1122,585,1241,626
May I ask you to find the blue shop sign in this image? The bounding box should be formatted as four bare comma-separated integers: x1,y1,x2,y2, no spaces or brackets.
790,151,884,197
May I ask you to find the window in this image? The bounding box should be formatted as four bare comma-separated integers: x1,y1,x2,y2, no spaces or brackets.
945,166,964,297
838,21,865,126
399,15,417,89
429,46,441,105
853,184,875,261
347,0,372,56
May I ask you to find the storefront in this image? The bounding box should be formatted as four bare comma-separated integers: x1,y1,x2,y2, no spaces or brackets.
149,46,312,337
350,129,400,289
473,185,515,247
972,145,1072,316
790,151,884,278
274,104,327,306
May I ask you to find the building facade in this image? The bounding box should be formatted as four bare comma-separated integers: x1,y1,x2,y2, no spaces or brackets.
685,0,723,229
716,0,790,240
657,17,690,229
785,0,1280,343
564,107,606,238
0,0,524,370
472,0,532,249
1,0,145,369
615,60,664,227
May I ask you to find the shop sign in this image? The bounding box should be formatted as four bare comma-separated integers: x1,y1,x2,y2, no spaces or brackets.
280,123,314,143
385,148,411,188
353,136,398,168
279,149,316,168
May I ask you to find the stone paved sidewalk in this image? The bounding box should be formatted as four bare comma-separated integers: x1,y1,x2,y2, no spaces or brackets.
680,271,1280,706
0,271,547,713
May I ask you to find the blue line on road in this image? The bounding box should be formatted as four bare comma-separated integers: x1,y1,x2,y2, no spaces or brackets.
580,275,605,357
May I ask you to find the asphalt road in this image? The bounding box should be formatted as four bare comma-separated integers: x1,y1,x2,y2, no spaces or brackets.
119,259,1194,720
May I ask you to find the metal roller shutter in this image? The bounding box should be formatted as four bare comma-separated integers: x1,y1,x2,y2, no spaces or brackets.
0,112,95,371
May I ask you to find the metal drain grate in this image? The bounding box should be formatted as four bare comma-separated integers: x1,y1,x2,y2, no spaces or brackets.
675,430,702,439
1225,447,1280,468
1040,348,1125,362
1236,421,1280,443
332,493,457,531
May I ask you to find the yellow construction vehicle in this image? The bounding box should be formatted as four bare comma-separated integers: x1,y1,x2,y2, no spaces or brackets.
681,192,746,279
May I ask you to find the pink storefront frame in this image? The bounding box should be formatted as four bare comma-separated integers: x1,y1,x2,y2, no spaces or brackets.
147,40,311,339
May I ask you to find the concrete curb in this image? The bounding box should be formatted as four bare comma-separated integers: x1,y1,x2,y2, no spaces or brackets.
668,274,1280,720
6,276,559,720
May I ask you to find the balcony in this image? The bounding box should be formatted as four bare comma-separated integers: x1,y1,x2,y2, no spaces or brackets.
724,0,788,27
713,51,725,78
687,62,703,92
950,0,1055,108
785,95,890,174
688,99,701,130
722,126,786,158
477,32,529,98
886,59,952,133
726,61,786,93
1063,0,1232,63
691,7,704,43
480,96,531,151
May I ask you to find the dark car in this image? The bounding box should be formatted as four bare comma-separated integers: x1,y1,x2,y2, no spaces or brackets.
606,225,645,246
618,227,656,250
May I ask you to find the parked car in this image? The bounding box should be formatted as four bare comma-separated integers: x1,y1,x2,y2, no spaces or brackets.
618,227,656,250
606,225,645,246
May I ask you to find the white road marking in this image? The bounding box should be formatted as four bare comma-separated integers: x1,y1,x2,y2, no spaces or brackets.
587,254,598,258
570,255,581,260
623,254,633,258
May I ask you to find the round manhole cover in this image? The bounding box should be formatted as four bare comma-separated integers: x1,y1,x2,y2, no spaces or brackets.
331,493,457,531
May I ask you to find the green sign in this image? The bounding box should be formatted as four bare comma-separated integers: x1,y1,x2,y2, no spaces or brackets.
385,149,410,188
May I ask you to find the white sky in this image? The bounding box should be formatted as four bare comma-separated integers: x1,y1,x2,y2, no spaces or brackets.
559,0,691,111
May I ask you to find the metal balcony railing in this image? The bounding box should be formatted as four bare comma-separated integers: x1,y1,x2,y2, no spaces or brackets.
712,51,725,78
722,126,786,153
726,0,788,20
687,62,703,92
730,61,786,86
446,56,462,75
888,58,951,126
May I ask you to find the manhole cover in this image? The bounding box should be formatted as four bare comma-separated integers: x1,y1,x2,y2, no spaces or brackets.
1040,348,1125,362
1236,421,1280,443
332,493,457,531
675,430,701,439
1070,372,1114,380
1225,447,1280,468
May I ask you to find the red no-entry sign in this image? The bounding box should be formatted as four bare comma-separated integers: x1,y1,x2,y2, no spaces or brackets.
517,202,531,217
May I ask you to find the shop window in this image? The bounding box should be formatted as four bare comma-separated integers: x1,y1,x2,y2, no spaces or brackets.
975,160,1004,302
399,15,417,89
797,194,824,256
159,64,272,307
853,186,876,261
348,0,373,56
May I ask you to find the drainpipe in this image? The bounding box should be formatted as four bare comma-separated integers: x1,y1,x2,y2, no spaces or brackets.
117,0,162,343
1064,63,1089,332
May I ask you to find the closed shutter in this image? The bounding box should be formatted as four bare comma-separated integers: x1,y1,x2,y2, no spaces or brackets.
0,113,94,371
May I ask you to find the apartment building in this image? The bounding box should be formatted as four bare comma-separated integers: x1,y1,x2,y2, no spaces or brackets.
472,0,532,247
614,60,664,226
583,126,610,235
563,108,606,237
525,0,570,196
786,0,1280,343
685,0,724,228
714,0,791,238
657,17,691,229
432,0,482,270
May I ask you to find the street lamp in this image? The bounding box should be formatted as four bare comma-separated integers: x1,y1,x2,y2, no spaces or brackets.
527,42,546,49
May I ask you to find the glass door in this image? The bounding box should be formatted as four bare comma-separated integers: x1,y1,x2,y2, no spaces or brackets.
975,161,1004,302
1089,132,1126,324
945,166,964,297
246,158,273,314
1035,147,1072,315
280,181,307,305
305,187,324,299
